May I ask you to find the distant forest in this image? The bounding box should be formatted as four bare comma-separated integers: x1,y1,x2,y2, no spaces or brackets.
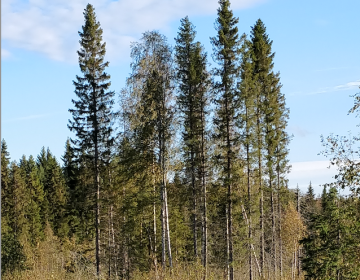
2,1,360,279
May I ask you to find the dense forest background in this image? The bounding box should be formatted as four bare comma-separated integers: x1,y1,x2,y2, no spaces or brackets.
2,1,360,279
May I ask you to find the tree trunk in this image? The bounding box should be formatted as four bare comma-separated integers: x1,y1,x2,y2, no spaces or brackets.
95,147,101,277
225,94,233,280
122,185,129,279
247,143,253,280
241,204,261,278
190,103,198,259
291,250,294,280
278,172,283,279
200,105,207,279
164,183,172,267
226,206,230,280
296,187,301,278
161,186,166,267
257,114,264,276
192,164,198,259
271,186,277,279
152,161,159,276
110,205,117,278
159,132,166,268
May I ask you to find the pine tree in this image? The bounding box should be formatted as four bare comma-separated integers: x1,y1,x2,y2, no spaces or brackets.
210,1,241,278
68,3,115,275
175,16,210,270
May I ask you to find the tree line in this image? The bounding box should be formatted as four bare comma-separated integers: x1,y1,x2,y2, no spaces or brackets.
2,1,360,279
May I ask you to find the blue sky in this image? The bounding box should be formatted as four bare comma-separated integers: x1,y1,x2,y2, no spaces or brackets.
2,0,359,194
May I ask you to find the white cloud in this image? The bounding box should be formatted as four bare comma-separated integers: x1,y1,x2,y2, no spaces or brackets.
2,0,266,63
1,48,11,58
334,81,360,90
288,160,338,194
308,80,360,95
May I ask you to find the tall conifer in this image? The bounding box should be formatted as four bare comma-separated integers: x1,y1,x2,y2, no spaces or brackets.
211,1,241,278
239,38,257,279
175,16,210,269
250,19,290,277
68,4,115,275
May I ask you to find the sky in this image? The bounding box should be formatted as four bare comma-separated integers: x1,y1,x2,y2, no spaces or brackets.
2,0,360,195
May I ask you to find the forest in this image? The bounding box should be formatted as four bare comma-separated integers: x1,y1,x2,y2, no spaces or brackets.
2,1,360,279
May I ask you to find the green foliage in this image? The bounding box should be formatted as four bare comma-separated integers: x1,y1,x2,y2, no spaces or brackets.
175,16,210,261
68,3,115,162
1,232,27,274
37,148,69,238
1,140,12,233
301,187,360,279
22,155,44,245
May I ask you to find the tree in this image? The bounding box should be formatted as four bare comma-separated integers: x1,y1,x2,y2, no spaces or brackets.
301,182,319,227
238,37,257,280
125,30,174,269
68,3,115,275
210,1,242,278
62,139,80,238
301,187,360,279
22,155,44,245
1,140,12,234
175,16,210,270
37,148,68,239
282,202,306,280
250,18,290,277
1,141,27,274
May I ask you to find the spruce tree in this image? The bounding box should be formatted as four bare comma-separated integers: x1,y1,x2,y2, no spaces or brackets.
301,187,360,279
238,38,257,279
301,182,318,227
22,155,44,245
68,3,115,275
37,148,68,238
1,140,11,233
250,19,290,277
210,1,241,278
62,139,81,238
0,141,27,274
175,16,210,269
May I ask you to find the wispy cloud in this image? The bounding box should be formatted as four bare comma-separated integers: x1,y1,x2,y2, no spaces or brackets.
1,48,11,58
334,81,360,90
2,0,266,63
307,80,360,95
